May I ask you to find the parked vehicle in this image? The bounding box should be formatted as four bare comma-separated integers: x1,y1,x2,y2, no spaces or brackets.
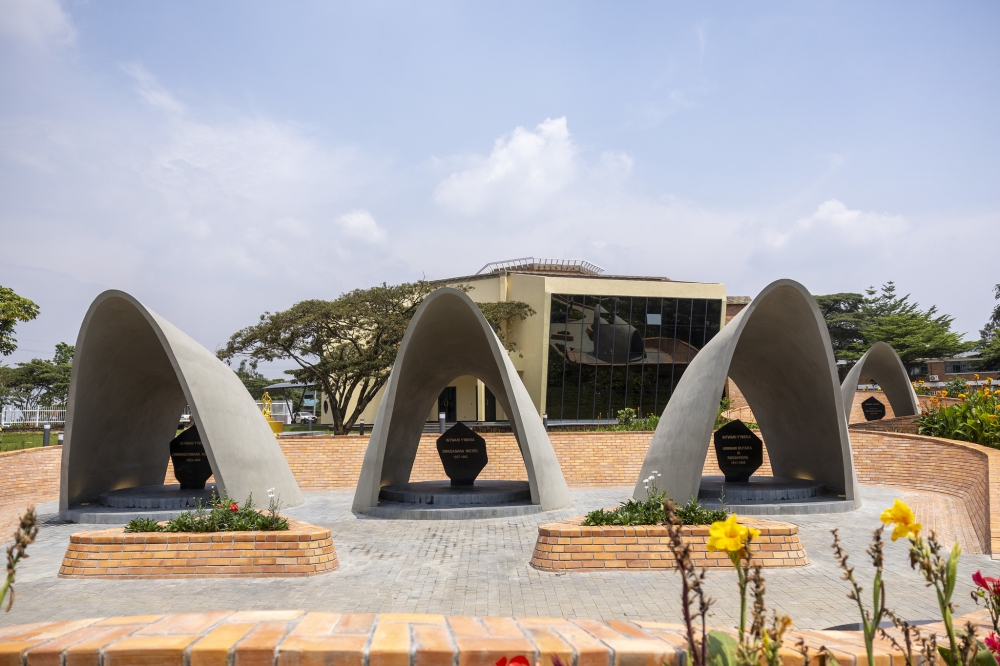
293,412,317,424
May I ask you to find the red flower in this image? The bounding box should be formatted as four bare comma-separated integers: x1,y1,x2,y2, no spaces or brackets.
974,570,1000,594
985,632,1000,656
495,657,530,666
229,502,239,512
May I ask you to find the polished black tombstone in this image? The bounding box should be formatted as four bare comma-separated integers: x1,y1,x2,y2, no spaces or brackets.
861,396,887,421
436,422,488,486
713,420,763,483
169,424,213,490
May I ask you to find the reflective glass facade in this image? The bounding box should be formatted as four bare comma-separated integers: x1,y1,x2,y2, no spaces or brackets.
545,294,723,420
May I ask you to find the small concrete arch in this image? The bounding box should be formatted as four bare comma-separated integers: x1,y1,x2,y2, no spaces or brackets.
352,288,571,514
59,290,304,514
634,279,859,506
841,342,921,422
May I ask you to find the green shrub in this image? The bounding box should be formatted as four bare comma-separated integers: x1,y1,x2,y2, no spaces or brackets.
917,383,1000,448
599,408,660,432
944,375,971,396
582,473,728,526
124,517,163,533
122,491,289,533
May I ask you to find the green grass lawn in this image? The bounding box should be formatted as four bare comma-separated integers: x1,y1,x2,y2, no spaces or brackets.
0,430,62,452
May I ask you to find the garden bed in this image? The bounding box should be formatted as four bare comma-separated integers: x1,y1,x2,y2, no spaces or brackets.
59,517,338,578
530,517,808,572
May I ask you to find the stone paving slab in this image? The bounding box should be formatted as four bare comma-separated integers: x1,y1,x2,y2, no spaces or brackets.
0,487,995,631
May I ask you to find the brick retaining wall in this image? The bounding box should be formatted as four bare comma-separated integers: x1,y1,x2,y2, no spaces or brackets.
530,519,807,571
59,518,338,579
0,609,991,666
0,446,62,534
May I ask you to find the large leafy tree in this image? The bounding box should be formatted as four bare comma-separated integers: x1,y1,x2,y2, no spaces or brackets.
0,343,74,411
815,282,971,372
978,283,1000,371
0,286,40,358
219,281,436,434
219,281,537,435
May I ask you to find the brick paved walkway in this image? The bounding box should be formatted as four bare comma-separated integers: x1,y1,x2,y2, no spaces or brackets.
1,486,995,631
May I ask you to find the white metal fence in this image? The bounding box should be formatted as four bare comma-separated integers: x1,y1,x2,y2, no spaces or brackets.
1,407,67,427
254,400,293,424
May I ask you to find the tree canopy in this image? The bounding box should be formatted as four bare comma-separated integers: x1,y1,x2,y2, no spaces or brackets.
0,286,40,358
978,284,1000,371
814,282,972,372
218,282,536,435
0,343,74,412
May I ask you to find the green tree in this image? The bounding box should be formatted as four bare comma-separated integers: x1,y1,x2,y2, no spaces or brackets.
978,283,1000,371
813,293,864,359
218,281,436,435
815,283,971,372
0,343,74,411
0,286,40,358
232,359,278,400
475,300,536,354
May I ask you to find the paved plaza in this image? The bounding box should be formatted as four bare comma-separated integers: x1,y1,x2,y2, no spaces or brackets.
1,486,994,631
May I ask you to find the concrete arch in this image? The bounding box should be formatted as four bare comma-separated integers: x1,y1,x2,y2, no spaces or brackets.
634,279,859,506
59,290,303,514
352,288,571,514
841,342,921,422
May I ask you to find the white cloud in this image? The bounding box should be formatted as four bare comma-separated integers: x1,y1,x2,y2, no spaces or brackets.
335,210,388,244
762,199,906,250
122,63,187,115
434,117,577,215
0,0,74,48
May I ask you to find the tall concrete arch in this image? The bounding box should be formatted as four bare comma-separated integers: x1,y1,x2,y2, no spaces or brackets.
59,290,303,514
841,342,921,422
353,288,571,514
634,279,859,506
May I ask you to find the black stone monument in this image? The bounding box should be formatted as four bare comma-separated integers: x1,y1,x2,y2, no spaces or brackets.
436,422,488,486
713,420,763,483
861,396,887,421
169,424,213,490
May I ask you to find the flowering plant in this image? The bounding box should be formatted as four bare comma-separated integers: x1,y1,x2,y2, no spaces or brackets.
918,379,1000,448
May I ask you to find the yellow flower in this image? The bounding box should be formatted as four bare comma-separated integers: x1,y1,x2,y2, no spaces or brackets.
959,393,967,400
880,499,922,541
974,374,981,381
707,514,760,553
941,390,949,397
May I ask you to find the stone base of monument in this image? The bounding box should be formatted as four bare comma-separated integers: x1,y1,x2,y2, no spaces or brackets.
697,476,858,515
59,483,218,524
370,480,541,519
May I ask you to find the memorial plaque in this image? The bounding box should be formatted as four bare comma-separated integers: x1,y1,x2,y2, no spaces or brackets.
436,422,488,486
713,420,763,483
169,424,213,489
861,396,886,421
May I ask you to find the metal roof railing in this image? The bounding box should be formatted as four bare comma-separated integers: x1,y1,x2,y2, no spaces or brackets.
475,257,605,276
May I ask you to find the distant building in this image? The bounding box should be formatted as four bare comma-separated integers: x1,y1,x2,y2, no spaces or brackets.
320,258,728,426
911,355,999,387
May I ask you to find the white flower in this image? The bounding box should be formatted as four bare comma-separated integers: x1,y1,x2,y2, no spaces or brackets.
267,487,275,499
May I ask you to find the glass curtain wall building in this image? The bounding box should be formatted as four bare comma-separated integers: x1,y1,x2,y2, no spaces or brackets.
546,294,723,421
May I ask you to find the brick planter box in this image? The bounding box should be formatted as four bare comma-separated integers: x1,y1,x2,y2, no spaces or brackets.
59,518,338,579
530,518,808,571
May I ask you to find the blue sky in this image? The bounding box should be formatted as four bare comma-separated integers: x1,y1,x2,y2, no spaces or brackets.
1,1,998,370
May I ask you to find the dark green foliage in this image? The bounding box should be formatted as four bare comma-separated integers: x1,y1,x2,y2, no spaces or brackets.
233,359,280,401
123,517,162,533
0,286,39,358
674,497,729,525
122,493,289,533
979,284,1000,372
815,283,972,372
475,300,536,353
599,408,660,432
0,343,74,410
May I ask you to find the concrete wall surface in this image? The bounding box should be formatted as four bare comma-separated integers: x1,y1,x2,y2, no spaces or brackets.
59,290,303,514
352,288,571,513
635,279,858,505
841,342,921,422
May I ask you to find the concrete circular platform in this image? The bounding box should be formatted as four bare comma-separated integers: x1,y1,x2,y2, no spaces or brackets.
697,475,857,515
60,484,218,524
99,483,218,509
698,476,826,502
379,480,531,506
371,480,540,519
